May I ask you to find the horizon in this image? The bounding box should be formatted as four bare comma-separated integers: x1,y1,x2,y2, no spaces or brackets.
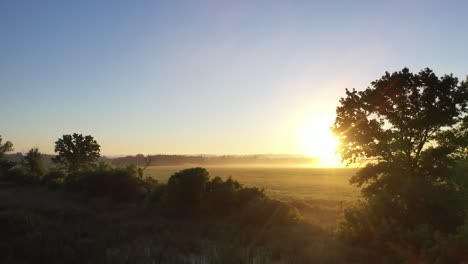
2,1,468,167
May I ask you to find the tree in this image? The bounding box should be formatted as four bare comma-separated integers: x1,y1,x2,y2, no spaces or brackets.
0,135,14,178
52,133,101,172
0,135,13,159
333,68,468,232
24,148,46,179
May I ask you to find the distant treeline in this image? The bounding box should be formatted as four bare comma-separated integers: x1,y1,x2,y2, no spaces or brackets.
6,153,317,167
110,154,318,166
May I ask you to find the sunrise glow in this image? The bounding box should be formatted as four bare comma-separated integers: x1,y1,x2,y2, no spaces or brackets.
298,114,341,167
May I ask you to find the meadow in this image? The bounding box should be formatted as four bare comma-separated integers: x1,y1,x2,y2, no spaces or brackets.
0,165,368,263
146,166,360,225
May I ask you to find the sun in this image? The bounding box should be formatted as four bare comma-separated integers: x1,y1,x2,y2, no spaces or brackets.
298,114,341,167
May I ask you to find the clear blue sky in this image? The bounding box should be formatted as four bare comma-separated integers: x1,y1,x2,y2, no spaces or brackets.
1,0,468,156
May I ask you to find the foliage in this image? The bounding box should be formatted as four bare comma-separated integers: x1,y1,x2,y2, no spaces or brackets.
6,164,31,184
0,135,15,179
65,163,156,202
1,148,47,184
52,133,101,173
333,68,468,166
0,135,13,159
146,167,300,225
23,148,46,180
333,68,468,260
164,167,210,217
0,183,352,264
204,176,242,215
338,202,468,262
43,168,67,183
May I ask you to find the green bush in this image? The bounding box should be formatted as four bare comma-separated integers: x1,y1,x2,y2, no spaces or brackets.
0,148,47,184
7,164,40,184
43,169,67,190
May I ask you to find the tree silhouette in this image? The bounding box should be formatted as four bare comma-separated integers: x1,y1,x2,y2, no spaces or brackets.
24,148,46,179
333,68,468,231
166,167,209,217
0,135,13,159
52,133,101,172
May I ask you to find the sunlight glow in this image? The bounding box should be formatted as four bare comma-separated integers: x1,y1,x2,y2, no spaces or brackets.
298,114,341,167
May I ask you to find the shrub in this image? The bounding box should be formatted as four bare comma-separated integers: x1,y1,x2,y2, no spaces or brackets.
203,176,241,216
0,159,16,180
145,183,167,209
236,186,266,206
0,148,47,184
65,164,155,202
7,164,39,184
165,167,209,217
239,198,301,225
43,169,67,190
43,169,67,183
147,167,301,225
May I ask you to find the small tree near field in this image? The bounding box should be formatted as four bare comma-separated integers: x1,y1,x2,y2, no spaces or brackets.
24,148,46,179
52,133,101,172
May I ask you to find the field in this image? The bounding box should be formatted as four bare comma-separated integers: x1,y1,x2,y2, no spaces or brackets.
0,166,367,263
145,166,361,225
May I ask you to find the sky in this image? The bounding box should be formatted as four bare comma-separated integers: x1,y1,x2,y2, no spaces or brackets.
1,0,468,157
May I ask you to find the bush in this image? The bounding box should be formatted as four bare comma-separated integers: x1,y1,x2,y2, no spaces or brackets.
43,169,67,183
6,164,41,184
43,169,67,190
236,186,266,205
145,183,167,209
146,167,300,225
0,148,47,184
239,198,301,225
165,167,210,217
203,176,241,216
65,164,156,202
337,196,468,263
0,159,16,180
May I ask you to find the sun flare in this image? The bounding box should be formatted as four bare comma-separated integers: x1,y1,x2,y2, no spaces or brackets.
298,114,341,167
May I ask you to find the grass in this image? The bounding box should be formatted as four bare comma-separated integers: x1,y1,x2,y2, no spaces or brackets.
145,166,360,225
0,181,370,263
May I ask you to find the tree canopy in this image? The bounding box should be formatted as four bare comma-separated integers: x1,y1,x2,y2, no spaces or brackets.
0,135,13,159
52,133,101,172
333,67,468,167
24,148,46,179
333,68,468,232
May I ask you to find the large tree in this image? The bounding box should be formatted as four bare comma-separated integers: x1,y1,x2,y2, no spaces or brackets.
333,68,468,231
52,133,101,172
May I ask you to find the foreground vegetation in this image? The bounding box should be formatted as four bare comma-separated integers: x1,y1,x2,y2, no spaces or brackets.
2,68,468,263
333,68,468,262
0,166,368,263
0,134,372,263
